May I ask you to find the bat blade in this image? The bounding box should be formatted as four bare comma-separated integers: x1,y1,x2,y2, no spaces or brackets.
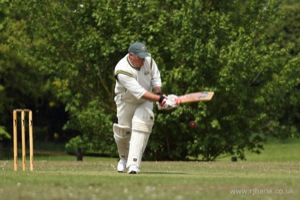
175,92,214,105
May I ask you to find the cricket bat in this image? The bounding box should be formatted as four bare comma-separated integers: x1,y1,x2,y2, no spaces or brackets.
174,92,214,105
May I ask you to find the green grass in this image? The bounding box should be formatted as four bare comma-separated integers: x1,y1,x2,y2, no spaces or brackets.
0,139,299,200
245,139,300,162
218,138,300,162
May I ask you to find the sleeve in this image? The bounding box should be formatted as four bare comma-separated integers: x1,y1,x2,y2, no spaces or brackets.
117,73,147,100
149,59,162,88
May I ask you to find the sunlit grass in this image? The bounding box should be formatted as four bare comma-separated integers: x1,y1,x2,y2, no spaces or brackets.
0,160,299,200
0,138,299,200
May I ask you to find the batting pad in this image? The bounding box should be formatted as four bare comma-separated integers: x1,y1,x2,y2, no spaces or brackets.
126,130,150,169
126,107,154,168
113,123,131,159
132,107,154,133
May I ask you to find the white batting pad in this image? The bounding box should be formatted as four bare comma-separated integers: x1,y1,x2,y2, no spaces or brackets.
126,107,154,168
113,123,131,159
126,130,150,169
132,107,154,133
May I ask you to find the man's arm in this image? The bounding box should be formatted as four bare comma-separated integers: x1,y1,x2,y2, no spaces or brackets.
142,86,163,102
142,91,163,103
153,86,162,95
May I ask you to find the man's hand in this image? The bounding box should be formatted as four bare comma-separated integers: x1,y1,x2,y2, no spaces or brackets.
157,94,178,110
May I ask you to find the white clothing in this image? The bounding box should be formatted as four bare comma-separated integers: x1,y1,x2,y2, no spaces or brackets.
114,54,162,105
113,54,162,172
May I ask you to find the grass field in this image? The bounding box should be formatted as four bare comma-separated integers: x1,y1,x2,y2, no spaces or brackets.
0,139,299,200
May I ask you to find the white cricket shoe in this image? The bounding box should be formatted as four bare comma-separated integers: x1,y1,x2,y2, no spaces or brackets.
128,165,140,174
117,158,127,173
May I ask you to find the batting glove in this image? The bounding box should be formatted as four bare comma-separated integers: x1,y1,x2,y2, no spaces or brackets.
157,94,178,110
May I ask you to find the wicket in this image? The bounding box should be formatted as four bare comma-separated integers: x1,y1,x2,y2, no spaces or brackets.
13,109,33,171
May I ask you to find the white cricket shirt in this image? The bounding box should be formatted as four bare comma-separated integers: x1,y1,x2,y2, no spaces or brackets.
114,54,162,104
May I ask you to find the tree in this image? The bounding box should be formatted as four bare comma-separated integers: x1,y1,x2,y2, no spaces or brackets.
269,4,300,139
4,0,300,160
144,0,294,160
0,0,68,145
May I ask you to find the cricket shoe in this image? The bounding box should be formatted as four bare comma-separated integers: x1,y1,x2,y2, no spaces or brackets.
128,165,140,174
117,158,127,173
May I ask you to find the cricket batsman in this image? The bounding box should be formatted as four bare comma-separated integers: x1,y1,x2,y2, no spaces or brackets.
113,41,177,174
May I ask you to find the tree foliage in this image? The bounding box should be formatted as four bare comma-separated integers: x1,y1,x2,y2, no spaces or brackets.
150,0,300,160
1,0,299,160
0,0,65,143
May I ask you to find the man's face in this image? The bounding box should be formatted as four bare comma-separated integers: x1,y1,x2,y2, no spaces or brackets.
130,53,145,68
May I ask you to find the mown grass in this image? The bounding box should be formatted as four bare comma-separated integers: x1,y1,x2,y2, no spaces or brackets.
0,139,299,200
218,137,300,162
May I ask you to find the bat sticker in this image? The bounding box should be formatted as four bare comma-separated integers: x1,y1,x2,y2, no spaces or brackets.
174,92,214,105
